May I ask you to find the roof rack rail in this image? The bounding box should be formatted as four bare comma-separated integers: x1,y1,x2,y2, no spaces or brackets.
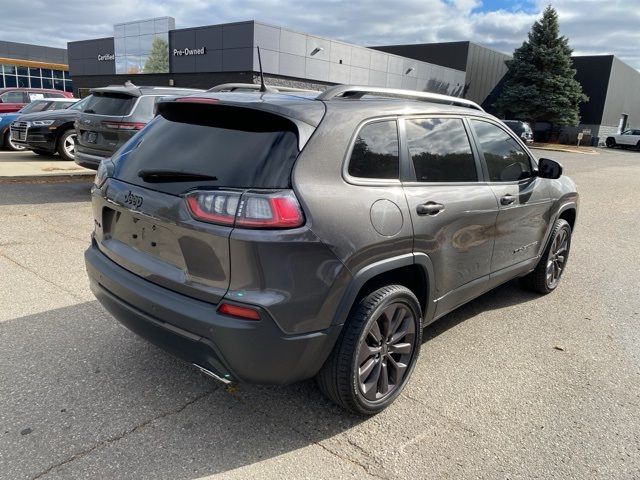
208,83,318,93
316,85,484,111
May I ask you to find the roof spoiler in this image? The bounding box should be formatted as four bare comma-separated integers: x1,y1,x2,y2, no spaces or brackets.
316,85,484,111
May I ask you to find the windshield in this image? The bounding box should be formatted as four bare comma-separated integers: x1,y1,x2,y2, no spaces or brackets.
20,101,51,114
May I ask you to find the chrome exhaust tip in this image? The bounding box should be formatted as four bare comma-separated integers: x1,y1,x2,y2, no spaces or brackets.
192,364,232,384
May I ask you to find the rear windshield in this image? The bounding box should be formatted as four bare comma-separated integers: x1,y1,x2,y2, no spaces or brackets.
84,92,136,116
113,103,300,195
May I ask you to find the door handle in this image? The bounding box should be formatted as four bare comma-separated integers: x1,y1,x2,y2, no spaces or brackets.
500,194,516,206
416,202,444,216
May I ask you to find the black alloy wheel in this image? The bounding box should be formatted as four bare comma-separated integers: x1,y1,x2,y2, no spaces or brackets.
317,285,422,415
357,302,416,401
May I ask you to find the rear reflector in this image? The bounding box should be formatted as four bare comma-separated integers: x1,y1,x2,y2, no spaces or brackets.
102,121,146,130
185,190,304,229
217,302,261,320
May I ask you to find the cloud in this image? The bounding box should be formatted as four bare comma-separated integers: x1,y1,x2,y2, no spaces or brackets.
1,0,638,69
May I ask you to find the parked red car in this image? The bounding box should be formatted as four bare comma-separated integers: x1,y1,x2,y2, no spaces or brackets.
0,88,74,114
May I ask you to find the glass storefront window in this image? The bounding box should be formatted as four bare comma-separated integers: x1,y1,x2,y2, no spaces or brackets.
0,63,68,92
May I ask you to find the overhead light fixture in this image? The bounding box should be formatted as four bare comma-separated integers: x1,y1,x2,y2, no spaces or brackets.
405,67,415,75
310,47,324,56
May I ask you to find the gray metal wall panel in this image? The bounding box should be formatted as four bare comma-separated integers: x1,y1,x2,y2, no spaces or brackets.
223,47,253,71
0,40,68,64
601,56,640,129
373,42,470,71
67,38,115,75
222,22,253,49
280,52,306,78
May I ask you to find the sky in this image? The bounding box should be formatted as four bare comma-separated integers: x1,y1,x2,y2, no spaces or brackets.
2,0,639,70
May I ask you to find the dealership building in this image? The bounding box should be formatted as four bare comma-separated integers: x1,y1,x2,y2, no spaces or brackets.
63,16,640,142
0,40,72,92
376,42,640,142
67,17,466,98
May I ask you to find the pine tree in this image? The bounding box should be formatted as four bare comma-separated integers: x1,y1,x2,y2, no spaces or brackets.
495,6,587,126
143,37,169,74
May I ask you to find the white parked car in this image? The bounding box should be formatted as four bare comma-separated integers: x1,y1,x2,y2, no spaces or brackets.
605,129,640,150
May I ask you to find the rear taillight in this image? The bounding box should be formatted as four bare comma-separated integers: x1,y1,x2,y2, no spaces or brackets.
102,121,146,130
185,190,304,229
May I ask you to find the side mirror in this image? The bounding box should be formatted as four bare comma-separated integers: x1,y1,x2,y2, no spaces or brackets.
536,158,563,179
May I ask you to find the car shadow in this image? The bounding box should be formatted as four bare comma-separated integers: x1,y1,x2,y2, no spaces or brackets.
0,301,366,479
423,279,540,342
0,179,92,206
2,280,539,478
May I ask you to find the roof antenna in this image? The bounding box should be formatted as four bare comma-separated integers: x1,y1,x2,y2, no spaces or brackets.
256,46,267,93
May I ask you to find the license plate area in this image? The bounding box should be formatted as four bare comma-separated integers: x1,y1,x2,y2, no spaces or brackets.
103,208,176,262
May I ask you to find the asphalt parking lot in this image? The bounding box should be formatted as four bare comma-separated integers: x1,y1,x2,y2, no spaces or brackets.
1,147,639,479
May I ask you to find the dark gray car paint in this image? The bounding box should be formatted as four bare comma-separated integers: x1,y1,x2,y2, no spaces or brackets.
86,91,578,384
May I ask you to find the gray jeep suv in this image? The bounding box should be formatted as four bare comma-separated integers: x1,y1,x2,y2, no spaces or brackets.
85,84,578,414
74,83,203,170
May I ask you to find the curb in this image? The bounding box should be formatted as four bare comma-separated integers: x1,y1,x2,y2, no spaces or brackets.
0,172,94,184
530,145,599,155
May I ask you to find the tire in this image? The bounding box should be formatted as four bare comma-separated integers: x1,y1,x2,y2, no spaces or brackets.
316,285,423,415
636,141,640,151
521,219,572,295
605,137,616,148
57,129,77,161
32,149,52,156
3,131,26,152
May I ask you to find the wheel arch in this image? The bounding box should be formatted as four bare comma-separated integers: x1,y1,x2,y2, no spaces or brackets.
332,253,437,328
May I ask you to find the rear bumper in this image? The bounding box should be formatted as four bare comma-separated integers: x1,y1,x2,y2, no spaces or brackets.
75,149,106,170
85,242,341,384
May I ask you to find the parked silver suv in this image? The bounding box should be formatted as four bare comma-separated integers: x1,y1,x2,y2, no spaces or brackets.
74,83,203,169
85,84,578,414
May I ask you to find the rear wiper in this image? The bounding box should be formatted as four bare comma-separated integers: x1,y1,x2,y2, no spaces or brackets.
138,169,218,183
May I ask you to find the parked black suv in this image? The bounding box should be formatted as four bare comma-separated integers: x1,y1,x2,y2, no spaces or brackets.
85,84,578,414
74,83,204,170
10,96,89,160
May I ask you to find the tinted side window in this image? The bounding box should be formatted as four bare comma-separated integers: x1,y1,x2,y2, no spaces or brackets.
406,118,477,182
471,120,532,182
44,92,65,98
348,121,399,179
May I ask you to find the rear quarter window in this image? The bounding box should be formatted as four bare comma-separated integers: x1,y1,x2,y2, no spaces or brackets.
347,120,400,180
